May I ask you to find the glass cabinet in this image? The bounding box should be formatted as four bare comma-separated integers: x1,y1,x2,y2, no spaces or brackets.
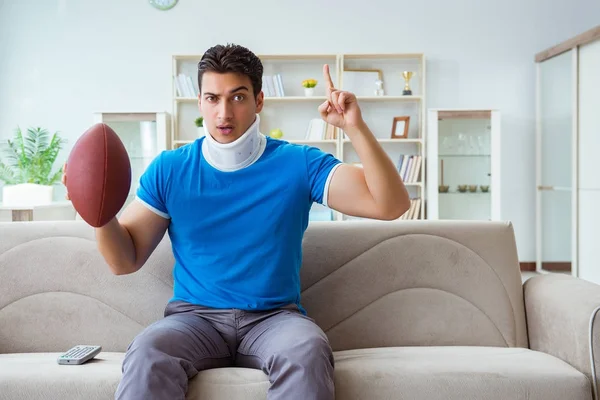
426,109,501,220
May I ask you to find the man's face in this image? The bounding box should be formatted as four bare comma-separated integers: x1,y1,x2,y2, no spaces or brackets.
199,72,264,144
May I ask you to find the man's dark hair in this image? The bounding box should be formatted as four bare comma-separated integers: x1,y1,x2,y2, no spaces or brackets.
198,44,263,98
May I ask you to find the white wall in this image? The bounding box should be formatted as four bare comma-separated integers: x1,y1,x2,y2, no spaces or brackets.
1,0,599,261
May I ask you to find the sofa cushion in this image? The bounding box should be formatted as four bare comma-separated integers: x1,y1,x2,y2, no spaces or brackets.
0,347,591,400
334,346,592,400
0,352,123,399
0,352,270,400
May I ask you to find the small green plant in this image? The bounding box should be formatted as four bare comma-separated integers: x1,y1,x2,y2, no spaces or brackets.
0,127,66,186
195,117,204,127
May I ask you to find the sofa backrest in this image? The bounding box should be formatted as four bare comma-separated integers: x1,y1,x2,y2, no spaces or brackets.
0,219,528,354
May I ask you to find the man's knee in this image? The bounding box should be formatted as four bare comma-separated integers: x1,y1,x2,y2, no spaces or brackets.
278,334,334,369
116,326,192,400
123,327,171,367
266,333,335,399
123,322,198,376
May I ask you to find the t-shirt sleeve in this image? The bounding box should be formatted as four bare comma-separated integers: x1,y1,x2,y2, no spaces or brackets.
135,152,170,219
305,146,343,207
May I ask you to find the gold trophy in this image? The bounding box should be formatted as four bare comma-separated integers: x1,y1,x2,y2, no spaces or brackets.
402,71,414,95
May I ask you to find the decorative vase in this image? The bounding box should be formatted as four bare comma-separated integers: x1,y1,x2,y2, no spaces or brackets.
304,87,314,97
197,126,205,137
2,183,54,207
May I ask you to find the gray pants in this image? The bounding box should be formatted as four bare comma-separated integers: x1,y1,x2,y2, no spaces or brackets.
114,300,335,399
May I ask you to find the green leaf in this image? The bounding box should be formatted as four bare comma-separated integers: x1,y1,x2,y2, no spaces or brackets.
0,162,17,185
46,168,63,186
0,126,65,185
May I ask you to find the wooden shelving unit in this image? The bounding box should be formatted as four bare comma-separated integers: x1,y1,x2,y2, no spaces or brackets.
171,53,426,221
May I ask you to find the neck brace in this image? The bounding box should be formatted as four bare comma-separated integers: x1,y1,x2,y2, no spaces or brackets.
201,114,266,171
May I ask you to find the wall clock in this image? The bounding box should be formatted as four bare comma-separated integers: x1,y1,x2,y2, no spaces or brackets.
149,0,178,11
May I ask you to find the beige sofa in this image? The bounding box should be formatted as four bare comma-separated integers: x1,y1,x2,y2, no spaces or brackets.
1,219,600,400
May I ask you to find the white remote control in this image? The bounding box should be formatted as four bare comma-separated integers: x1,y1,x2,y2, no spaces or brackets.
57,345,102,365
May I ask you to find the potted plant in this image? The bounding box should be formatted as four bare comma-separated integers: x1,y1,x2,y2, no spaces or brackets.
0,126,66,207
302,79,318,97
195,117,204,137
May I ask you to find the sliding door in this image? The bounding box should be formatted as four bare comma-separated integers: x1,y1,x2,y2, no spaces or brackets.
536,50,575,274
577,39,600,283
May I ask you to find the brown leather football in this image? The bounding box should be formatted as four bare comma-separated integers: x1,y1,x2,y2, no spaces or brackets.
66,123,131,227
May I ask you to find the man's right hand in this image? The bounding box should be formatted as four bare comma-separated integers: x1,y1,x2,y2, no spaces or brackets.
62,162,169,275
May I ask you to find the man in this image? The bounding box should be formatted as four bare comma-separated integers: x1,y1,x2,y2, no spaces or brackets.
64,43,410,400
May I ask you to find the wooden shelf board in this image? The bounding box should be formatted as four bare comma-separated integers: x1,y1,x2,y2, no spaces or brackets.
174,53,422,62
344,138,423,144
264,96,327,101
438,110,491,120
342,53,424,60
289,139,337,144
378,138,423,144
176,96,422,103
173,55,202,61
258,54,338,61
356,95,422,101
94,112,162,122
439,191,491,195
172,139,336,145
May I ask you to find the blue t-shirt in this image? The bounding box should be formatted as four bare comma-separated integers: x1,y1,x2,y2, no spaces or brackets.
136,136,342,312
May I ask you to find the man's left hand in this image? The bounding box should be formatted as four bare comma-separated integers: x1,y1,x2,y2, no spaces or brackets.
318,64,364,131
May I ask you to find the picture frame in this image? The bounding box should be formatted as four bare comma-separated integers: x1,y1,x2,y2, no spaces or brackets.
391,116,410,139
343,69,383,96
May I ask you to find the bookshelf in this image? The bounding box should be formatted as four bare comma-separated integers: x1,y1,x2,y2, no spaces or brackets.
171,53,426,221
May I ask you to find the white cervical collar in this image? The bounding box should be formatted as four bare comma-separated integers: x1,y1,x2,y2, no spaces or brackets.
201,114,266,172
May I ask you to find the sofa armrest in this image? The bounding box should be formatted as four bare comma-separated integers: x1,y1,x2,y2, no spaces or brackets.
524,274,600,398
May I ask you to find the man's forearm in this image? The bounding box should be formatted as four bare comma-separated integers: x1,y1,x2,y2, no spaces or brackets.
95,217,138,275
345,121,411,216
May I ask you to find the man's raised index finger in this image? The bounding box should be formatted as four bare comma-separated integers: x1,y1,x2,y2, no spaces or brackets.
323,64,335,89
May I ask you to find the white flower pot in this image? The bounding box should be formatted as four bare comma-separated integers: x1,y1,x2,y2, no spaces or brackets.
197,126,205,137
2,183,54,207
304,87,315,97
